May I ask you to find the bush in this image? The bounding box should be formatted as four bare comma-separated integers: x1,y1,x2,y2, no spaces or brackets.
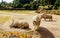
23,4,30,9
54,0,60,9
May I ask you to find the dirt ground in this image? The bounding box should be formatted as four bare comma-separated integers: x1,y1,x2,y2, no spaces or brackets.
0,11,60,38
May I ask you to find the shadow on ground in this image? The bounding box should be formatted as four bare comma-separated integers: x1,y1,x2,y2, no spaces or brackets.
42,19,56,22
36,27,55,38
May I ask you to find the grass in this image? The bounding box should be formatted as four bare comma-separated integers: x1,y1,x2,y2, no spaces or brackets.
0,10,36,14
0,16,9,24
0,30,33,38
1,10,60,15
41,10,60,15
0,10,35,38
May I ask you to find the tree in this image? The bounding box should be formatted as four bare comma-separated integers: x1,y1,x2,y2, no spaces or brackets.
19,0,33,4
54,0,60,7
53,0,60,9
30,1,39,9
1,1,7,8
13,0,21,8
23,4,31,9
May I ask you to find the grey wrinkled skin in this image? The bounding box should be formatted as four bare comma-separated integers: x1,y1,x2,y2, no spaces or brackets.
41,13,53,21
9,19,29,29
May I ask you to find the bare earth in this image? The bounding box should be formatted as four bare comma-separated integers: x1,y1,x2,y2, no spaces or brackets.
0,11,60,38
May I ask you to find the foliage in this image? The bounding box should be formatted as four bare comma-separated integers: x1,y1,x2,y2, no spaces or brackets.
54,0,60,9
13,0,23,8
0,0,60,10
0,30,34,38
23,4,30,9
